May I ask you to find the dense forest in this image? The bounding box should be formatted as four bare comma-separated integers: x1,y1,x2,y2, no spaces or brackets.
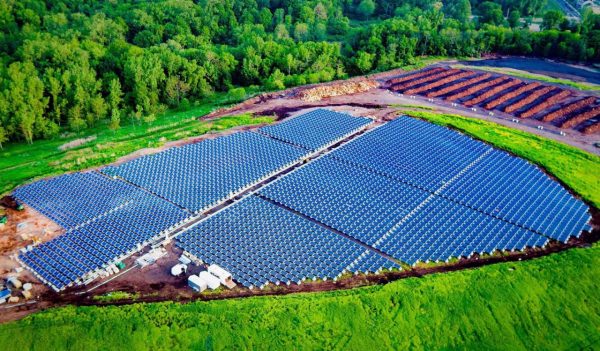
1,0,600,144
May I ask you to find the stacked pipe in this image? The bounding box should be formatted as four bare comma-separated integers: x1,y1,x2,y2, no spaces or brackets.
391,69,460,92
504,86,558,114
403,71,476,96
582,120,600,134
387,67,445,86
560,107,600,129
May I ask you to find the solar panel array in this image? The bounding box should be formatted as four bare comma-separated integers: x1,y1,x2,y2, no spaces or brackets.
331,117,591,243
439,150,591,242
261,156,430,245
102,132,309,213
376,197,548,265
15,173,190,290
20,196,189,290
259,117,591,266
329,117,492,192
258,109,373,151
13,172,142,229
11,109,592,292
177,196,399,288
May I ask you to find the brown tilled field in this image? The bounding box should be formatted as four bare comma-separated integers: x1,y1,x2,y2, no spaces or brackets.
387,67,600,134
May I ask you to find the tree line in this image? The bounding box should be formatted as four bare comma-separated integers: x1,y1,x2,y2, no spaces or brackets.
0,0,599,145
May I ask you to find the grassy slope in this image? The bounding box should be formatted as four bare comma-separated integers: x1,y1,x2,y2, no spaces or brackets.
0,93,274,195
450,64,600,91
0,244,598,350
406,111,600,209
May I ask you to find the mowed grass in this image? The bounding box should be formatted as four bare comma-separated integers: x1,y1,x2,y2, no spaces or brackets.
450,64,600,91
0,243,598,350
0,93,274,195
407,111,600,209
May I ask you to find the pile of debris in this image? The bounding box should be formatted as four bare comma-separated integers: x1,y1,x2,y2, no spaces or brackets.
296,80,379,102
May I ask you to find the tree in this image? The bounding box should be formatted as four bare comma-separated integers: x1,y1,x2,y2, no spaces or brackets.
315,3,328,21
143,113,156,124
274,24,290,40
109,109,121,131
165,76,190,106
0,126,7,150
508,10,521,28
45,70,63,126
265,69,286,90
108,78,123,113
355,51,374,73
446,0,472,25
229,87,246,101
68,105,86,133
294,23,309,41
357,0,376,20
478,2,504,26
3,62,48,144
542,10,565,30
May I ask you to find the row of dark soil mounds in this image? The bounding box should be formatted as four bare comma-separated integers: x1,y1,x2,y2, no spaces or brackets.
460,57,600,85
386,67,600,134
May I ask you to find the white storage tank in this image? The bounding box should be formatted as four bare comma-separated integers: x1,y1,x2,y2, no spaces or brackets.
170,264,187,277
199,271,220,290
188,275,207,292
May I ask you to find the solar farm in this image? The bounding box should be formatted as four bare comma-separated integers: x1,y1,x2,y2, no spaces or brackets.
10,108,593,292
386,67,600,134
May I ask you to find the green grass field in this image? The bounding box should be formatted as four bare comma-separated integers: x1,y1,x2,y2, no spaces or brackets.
0,92,274,195
407,111,600,209
0,243,598,350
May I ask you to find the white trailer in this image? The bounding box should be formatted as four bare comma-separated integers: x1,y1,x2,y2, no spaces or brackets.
199,271,221,290
188,275,207,292
207,264,236,289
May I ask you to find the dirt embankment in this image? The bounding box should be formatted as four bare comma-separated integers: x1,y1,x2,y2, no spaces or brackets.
204,76,385,121
297,80,379,102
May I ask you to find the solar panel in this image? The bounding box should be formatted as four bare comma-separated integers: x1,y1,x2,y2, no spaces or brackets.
177,196,400,288
258,108,372,151
102,132,309,213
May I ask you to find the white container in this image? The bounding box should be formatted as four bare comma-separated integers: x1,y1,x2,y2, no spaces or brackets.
188,275,207,292
199,271,220,290
170,264,187,276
